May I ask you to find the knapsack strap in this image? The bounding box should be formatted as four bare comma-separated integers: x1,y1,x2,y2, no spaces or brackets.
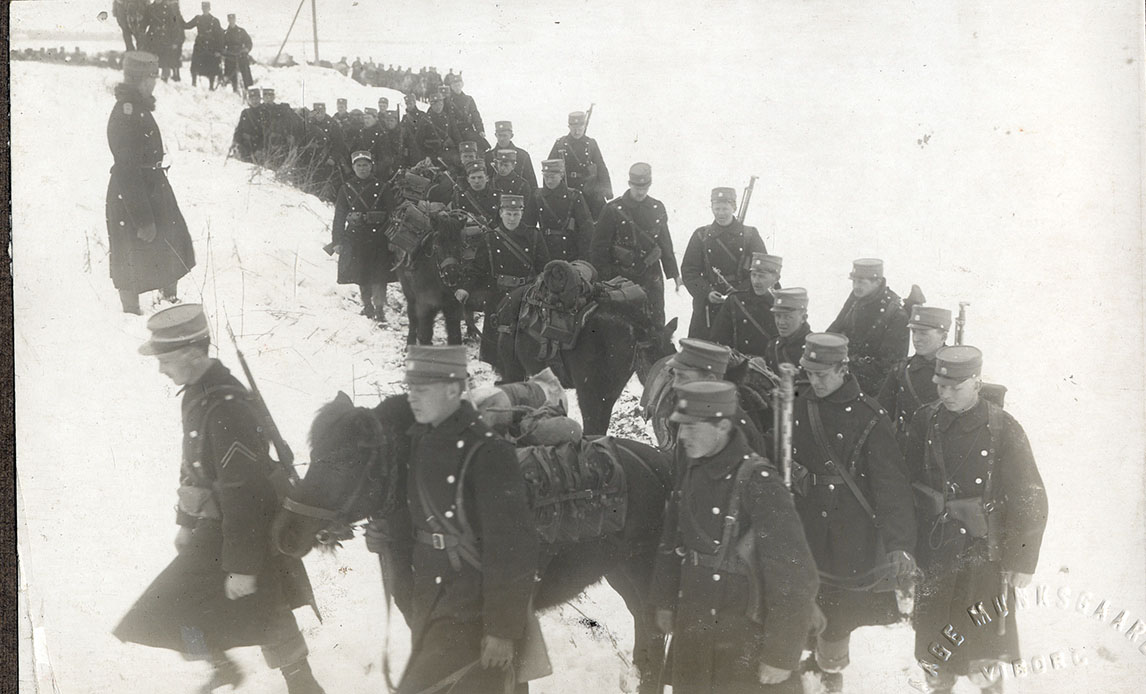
413,441,485,571
807,400,881,527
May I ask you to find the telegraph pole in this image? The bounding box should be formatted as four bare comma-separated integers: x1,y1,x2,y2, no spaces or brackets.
311,0,320,62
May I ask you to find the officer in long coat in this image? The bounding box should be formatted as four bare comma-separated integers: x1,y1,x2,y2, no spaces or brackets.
826,259,910,396
652,380,819,693
905,346,1047,693
483,120,537,188
455,195,548,370
710,253,782,358
764,288,813,375
106,52,196,315
789,333,917,693
332,151,395,322
877,305,950,445
680,187,769,340
143,0,185,82
396,346,539,694
114,305,324,694
590,163,681,329
222,13,253,92
529,158,594,263
548,111,612,218
184,2,223,88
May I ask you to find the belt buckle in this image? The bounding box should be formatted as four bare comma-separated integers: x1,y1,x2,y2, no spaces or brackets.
431,533,446,550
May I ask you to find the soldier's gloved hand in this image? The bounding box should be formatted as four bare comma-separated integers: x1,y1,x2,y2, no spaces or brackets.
224,573,258,600
1002,571,1033,589
454,289,469,303
332,244,343,255
708,290,726,304
174,526,194,553
654,608,674,635
758,664,792,685
480,635,515,670
138,222,158,243
886,550,919,588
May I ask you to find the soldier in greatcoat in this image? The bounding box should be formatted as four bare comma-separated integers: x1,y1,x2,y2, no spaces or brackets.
680,187,769,340
394,346,539,694
764,288,813,376
444,73,488,150
370,109,406,183
651,380,819,693
414,90,462,166
143,0,186,82
490,149,534,198
222,13,253,92
789,333,918,693
454,195,548,370
451,160,500,226
184,2,223,89
483,120,537,188
331,151,395,322
231,88,263,162
590,163,681,329
710,252,782,358
114,305,324,694
548,111,612,218
529,158,594,263
301,103,348,202
826,258,911,396
105,52,196,315
906,346,1047,694
877,305,951,445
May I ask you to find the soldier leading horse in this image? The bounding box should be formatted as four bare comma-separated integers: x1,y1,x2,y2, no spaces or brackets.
272,392,674,694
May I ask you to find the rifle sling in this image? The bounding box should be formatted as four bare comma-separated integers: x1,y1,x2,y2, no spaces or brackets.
491,226,535,271
807,400,881,526
729,295,772,341
413,442,485,571
538,190,574,232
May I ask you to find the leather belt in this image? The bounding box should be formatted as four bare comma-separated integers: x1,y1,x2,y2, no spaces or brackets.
809,472,845,486
497,274,528,288
685,549,749,575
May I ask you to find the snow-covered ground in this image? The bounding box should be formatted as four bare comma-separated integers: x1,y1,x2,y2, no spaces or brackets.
12,1,1146,692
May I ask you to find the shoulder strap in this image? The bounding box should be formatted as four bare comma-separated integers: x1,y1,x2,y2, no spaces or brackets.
983,402,1004,506
415,440,486,571
807,400,881,526
714,455,770,570
491,226,535,270
729,295,772,339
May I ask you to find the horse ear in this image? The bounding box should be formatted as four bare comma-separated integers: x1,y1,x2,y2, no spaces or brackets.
335,391,353,407
663,317,678,339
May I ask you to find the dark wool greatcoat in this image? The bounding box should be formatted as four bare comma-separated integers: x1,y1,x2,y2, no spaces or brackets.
548,134,612,218
465,222,549,366
764,322,813,375
451,184,500,227
591,191,678,329
906,399,1048,675
332,175,396,285
790,375,916,640
105,84,195,293
826,281,910,396
652,429,819,692
396,402,538,694
529,183,595,263
114,361,316,655
483,142,538,188
445,90,486,146
877,353,941,444
184,12,223,78
710,289,778,358
143,1,186,70
413,107,462,163
680,220,769,340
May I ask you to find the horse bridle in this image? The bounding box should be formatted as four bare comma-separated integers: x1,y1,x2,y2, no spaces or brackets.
281,440,387,546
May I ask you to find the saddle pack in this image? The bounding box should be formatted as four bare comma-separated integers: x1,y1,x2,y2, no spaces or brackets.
517,438,629,545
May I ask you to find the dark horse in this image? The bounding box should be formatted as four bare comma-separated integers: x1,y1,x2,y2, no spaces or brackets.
272,392,674,693
499,289,678,436
113,0,149,52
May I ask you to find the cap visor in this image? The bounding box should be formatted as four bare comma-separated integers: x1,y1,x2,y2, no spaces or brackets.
799,358,834,372
669,412,708,424
404,373,466,385
932,374,974,387
771,306,800,313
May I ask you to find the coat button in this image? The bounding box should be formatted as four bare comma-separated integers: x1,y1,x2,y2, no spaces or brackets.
444,510,454,519
836,433,844,440
435,576,442,584
447,475,456,484
712,574,721,581
761,470,769,478
711,507,720,515
828,484,835,491
188,431,198,439
845,406,852,412
959,527,967,535
821,511,828,518
456,440,465,449
975,477,982,485
981,450,989,456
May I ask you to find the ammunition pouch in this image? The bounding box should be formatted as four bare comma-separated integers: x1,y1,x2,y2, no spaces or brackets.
177,484,220,521
365,211,387,226
946,497,990,539
790,460,811,496
911,482,946,517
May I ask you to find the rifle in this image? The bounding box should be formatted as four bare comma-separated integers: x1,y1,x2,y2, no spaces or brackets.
774,363,798,490
955,302,969,345
223,318,299,489
736,175,758,223
583,102,595,134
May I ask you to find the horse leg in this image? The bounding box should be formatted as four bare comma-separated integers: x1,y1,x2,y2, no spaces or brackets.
605,560,667,694
405,298,418,345
415,302,436,345
443,298,463,345
577,378,623,436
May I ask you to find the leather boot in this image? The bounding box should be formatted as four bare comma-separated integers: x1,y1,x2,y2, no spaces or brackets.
281,658,325,694
198,653,243,693
119,290,142,315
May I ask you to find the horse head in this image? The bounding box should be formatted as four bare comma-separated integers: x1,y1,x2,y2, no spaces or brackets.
635,316,678,385
271,391,408,558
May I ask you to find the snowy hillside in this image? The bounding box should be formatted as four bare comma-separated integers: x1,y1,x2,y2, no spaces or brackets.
12,1,1146,692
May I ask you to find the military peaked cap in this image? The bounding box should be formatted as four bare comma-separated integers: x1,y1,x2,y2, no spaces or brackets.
495,120,513,133
667,338,731,376
933,345,982,385
849,258,884,280
459,141,479,155
541,159,565,174
500,194,525,210
628,162,652,186
750,253,782,274
568,111,587,125
495,149,518,163
405,345,468,384
711,187,737,205
139,304,211,355
800,332,849,371
464,160,486,175
351,150,373,164
908,305,952,331
771,287,809,312
670,381,738,424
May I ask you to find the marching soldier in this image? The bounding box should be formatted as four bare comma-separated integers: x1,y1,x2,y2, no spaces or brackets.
590,163,681,329
114,305,324,694
710,252,782,358
143,0,186,83
451,160,500,226
877,305,950,444
221,13,253,93
764,288,813,375
652,380,819,694
401,92,426,166
906,346,1047,694
333,98,350,129
490,149,533,198
414,89,461,166
680,187,769,340
483,120,537,188
529,158,594,263
331,151,395,322
395,346,539,694
826,259,910,396
444,73,487,149
789,333,917,693
370,109,406,182
106,52,196,314
454,195,548,370
548,111,612,218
